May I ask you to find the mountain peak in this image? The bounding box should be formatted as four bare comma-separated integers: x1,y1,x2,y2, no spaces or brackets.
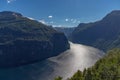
70,10,120,51
102,10,120,21
0,11,22,17
0,11,22,20
106,10,120,17
0,11,70,67
110,10,120,14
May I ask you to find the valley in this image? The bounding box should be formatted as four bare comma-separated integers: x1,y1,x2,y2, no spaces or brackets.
0,2,120,79
0,42,104,80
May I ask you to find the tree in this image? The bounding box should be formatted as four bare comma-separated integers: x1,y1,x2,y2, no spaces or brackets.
70,70,83,80
54,76,62,80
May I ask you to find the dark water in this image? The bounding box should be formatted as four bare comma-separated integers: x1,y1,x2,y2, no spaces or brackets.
0,43,104,80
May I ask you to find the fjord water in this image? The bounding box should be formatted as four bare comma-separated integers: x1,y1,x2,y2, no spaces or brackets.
0,42,104,80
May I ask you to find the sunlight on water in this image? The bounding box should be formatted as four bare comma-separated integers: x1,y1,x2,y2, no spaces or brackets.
44,42,104,80
0,42,104,80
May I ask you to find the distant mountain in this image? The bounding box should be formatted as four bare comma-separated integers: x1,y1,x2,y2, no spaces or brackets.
54,27,75,38
70,10,120,51
0,11,70,67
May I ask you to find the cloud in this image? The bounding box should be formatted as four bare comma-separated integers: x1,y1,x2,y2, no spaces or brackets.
39,20,47,24
27,17,35,20
70,19,80,24
53,25,62,27
7,0,15,3
48,15,53,18
77,21,81,23
65,19,69,22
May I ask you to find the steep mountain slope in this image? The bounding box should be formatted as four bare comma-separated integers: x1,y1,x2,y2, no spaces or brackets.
0,43,104,80
54,27,75,38
0,11,70,67
70,10,120,51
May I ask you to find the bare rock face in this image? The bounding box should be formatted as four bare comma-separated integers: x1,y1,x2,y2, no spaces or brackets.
0,11,70,67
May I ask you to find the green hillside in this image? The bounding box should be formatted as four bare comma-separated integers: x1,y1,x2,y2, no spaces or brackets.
0,11,70,67
70,10,120,51
55,48,120,80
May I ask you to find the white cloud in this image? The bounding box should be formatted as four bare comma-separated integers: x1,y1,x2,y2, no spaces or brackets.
77,21,81,23
65,19,69,22
58,25,62,27
52,25,56,27
53,25,62,27
66,18,81,24
27,17,35,20
39,20,47,24
48,15,53,18
7,0,15,3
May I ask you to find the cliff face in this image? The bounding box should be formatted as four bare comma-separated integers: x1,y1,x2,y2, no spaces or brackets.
70,10,120,51
0,11,70,67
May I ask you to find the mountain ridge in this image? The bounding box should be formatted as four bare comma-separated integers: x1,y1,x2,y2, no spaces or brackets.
69,10,120,51
0,11,70,67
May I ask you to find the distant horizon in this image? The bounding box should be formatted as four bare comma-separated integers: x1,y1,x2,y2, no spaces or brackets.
1,0,120,27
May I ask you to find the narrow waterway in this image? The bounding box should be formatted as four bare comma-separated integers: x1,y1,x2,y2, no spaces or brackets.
0,42,104,80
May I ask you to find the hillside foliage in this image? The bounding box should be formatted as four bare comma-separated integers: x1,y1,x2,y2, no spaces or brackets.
55,48,120,80
70,10,120,51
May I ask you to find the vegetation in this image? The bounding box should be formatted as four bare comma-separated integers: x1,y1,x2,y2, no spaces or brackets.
0,11,70,67
54,76,63,80
55,48,120,80
0,11,58,42
69,10,120,51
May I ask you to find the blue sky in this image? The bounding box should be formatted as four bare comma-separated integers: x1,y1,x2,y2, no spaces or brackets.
0,0,120,27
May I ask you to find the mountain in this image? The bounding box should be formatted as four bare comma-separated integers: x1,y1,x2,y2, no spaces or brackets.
70,10,120,51
58,48,120,80
54,27,75,38
0,11,70,67
0,43,104,80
